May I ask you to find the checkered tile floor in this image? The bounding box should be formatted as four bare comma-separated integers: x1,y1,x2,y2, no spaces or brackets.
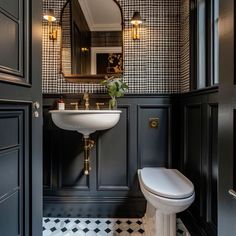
43,218,145,236
43,217,190,236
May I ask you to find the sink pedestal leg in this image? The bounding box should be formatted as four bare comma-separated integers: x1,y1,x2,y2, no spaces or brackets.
83,136,94,175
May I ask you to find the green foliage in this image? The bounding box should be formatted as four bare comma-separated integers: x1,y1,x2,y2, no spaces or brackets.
101,76,128,99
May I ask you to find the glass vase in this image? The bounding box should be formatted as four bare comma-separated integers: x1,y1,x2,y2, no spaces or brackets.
109,97,117,110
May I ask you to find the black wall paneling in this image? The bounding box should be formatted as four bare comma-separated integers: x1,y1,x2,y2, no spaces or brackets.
138,105,171,168
0,0,29,85
179,87,218,236
97,105,130,191
218,0,236,235
184,103,202,218
43,94,172,217
42,88,218,235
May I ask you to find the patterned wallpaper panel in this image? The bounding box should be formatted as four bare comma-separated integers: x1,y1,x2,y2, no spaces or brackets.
42,0,187,94
180,0,190,92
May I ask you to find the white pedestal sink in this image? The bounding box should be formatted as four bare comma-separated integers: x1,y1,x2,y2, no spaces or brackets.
49,110,122,137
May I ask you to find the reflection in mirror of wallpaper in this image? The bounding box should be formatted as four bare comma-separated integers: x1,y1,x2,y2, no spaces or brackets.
42,0,190,94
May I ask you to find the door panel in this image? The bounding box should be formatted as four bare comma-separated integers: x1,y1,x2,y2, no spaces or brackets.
0,0,28,83
0,13,19,70
0,0,42,235
0,107,29,236
0,116,19,148
0,149,19,198
0,192,19,236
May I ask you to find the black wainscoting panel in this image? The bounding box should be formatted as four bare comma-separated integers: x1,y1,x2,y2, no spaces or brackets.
208,104,218,230
43,95,172,217
59,130,89,191
179,88,218,236
184,104,202,217
98,106,129,191
138,105,171,168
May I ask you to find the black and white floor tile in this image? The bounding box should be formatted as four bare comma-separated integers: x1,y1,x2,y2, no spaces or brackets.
43,217,190,236
43,218,145,236
177,219,191,236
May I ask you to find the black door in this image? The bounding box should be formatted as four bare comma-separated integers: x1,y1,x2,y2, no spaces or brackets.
0,0,42,236
218,0,236,235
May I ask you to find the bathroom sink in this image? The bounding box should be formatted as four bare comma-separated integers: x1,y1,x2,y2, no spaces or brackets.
50,110,122,137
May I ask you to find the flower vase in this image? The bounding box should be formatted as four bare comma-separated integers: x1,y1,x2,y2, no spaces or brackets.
109,97,117,110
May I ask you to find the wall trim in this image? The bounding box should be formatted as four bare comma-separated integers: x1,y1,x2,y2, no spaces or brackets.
43,86,219,100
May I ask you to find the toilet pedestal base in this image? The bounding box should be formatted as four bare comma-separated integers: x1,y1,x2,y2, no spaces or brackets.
143,202,176,236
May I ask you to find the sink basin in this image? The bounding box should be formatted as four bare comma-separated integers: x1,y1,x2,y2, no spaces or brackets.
50,110,122,137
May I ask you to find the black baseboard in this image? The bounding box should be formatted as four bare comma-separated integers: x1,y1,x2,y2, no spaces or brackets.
179,210,217,236
43,196,146,218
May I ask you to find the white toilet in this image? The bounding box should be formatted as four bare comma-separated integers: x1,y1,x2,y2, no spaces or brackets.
138,168,195,236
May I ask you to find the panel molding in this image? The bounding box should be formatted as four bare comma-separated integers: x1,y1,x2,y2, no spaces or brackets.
0,0,30,86
97,104,131,191
0,104,29,236
137,104,172,168
180,91,218,236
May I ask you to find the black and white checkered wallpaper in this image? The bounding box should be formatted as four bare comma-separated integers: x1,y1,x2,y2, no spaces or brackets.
42,0,189,94
180,0,190,92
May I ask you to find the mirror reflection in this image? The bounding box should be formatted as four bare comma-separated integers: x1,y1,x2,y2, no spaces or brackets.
60,0,123,82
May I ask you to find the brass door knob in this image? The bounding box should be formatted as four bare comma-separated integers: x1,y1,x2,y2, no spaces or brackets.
149,118,159,129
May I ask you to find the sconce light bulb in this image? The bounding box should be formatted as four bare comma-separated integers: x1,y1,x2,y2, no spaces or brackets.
130,12,142,25
43,9,56,22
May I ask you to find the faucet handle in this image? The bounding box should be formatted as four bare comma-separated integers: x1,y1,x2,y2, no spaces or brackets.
70,102,79,110
96,102,105,110
83,92,89,100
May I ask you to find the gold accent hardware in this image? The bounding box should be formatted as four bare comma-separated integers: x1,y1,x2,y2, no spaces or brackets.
81,47,89,52
33,101,40,109
70,102,79,110
96,103,105,110
33,111,39,118
83,92,89,110
149,118,159,129
83,138,95,175
131,12,143,40
43,9,57,40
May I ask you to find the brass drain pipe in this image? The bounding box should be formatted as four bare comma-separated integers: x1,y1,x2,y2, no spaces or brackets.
83,138,94,175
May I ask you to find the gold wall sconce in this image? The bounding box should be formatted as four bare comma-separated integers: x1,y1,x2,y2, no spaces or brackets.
43,9,57,40
131,11,143,40
81,47,89,53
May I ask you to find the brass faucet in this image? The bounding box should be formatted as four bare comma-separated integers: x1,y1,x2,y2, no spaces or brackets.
96,102,105,110
70,102,79,110
83,92,89,110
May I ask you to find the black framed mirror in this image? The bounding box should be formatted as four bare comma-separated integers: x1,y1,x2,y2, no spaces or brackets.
60,0,123,83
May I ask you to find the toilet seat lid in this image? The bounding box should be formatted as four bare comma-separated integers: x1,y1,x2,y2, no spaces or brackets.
139,168,194,199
